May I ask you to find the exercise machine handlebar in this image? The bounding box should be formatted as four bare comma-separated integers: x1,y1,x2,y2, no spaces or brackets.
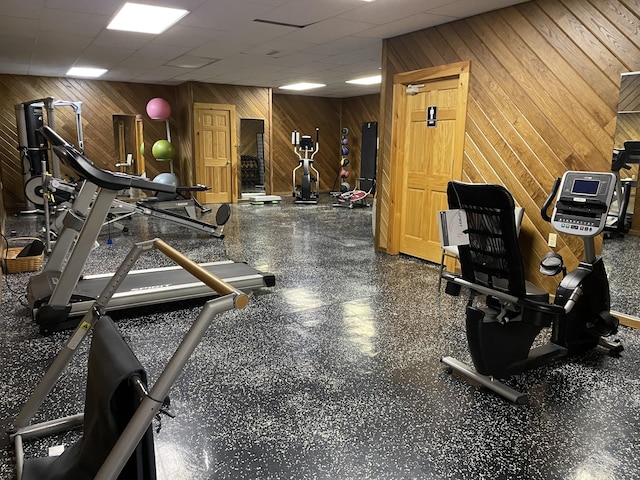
153,239,248,309
540,177,561,222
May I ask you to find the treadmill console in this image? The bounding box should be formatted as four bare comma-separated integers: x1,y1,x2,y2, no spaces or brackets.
551,171,616,237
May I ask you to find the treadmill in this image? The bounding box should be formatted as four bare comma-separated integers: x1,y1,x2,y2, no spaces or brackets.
29,127,275,333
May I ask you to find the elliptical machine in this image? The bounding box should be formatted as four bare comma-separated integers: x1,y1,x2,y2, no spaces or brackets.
292,128,320,204
605,140,640,236
441,171,623,404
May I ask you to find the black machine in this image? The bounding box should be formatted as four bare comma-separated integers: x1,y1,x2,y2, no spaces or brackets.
441,171,623,403
606,140,640,236
292,128,320,204
15,97,84,213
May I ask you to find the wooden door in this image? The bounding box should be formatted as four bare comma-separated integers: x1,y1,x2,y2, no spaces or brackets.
194,103,237,203
389,62,470,264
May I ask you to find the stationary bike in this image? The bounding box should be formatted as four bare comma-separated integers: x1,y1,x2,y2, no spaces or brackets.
292,128,320,204
441,171,623,403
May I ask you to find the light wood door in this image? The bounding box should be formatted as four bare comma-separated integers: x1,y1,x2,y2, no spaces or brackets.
389,62,470,264
194,103,237,203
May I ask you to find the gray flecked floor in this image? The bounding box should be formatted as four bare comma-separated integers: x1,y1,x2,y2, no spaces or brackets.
1,198,639,480
602,234,640,319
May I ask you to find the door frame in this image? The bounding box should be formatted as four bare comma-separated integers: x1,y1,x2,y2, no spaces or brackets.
193,102,238,203
387,61,471,255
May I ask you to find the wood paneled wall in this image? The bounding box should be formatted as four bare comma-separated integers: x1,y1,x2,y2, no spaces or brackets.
0,76,272,211
0,74,175,212
378,0,638,292
0,74,377,210
272,94,342,195
189,83,271,194
341,94,380,190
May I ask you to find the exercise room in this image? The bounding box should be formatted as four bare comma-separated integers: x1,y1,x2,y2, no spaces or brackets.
0,0,639,479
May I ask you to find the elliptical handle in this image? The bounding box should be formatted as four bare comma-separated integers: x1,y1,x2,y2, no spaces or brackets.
541,177,561,222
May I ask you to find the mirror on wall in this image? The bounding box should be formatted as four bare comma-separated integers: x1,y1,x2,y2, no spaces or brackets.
602,71,640,319
239,118,265,194
113,114,145,176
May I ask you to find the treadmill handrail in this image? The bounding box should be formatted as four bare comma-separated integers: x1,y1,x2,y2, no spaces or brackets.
39,126,175,193
153,239,248,309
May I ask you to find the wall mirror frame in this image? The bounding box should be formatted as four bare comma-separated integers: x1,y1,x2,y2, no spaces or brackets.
239,118,265,194
602,71,640,324
112,113,145,176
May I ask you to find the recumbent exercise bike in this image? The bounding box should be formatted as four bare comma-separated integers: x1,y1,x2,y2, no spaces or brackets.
441,171,623,404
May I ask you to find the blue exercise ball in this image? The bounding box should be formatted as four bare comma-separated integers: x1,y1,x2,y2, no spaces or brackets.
153,172,179,201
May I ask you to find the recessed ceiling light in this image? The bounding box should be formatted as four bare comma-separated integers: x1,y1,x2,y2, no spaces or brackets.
279,82,326,91
346,75,381,85
66,67,108,78
107,3,189,34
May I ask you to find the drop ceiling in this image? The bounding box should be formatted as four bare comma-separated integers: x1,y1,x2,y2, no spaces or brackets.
0,0,528,97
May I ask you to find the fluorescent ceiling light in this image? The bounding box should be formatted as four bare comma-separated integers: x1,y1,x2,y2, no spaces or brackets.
346,75,381,85
279,82,326,91
107,3,189,34
66,67,108,78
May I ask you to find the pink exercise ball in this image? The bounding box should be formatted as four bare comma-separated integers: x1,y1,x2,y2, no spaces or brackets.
146,97,171,121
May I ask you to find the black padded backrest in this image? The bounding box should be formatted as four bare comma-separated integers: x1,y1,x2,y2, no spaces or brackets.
447,181,526,298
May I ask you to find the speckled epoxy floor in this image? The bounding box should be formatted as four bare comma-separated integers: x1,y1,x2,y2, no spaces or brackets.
1,199,640,480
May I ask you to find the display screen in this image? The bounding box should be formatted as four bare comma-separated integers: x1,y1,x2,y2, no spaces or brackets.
571,179,599,195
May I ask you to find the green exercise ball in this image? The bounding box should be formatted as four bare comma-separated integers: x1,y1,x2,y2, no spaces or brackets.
152,139,175,160
140,142,145,157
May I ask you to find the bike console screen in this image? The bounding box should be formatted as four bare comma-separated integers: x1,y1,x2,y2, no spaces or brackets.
551,171,616,237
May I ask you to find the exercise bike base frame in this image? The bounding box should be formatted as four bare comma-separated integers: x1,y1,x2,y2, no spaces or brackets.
441,348,569,405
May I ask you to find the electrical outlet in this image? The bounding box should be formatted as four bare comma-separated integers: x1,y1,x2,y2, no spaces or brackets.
548,233,557,248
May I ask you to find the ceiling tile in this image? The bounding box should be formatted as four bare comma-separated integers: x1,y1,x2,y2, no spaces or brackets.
355,12,458,39
43,0,122,16
188,40,253,59
38,8,110,37
1,0,46,20
257,0,357,26
76,46,136,67
0,36,37,62
152,25,225,49
284,17,377,44
0,16,39,39
93,30,153,50
339,0,449,25
0,62,30,74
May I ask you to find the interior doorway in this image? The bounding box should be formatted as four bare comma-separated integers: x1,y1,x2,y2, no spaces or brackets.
388,61,471,264
194,103,237,204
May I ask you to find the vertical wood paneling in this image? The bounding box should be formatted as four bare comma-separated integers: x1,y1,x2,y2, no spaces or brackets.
378,0,638,292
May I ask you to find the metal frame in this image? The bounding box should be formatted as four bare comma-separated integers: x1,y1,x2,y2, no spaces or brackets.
291,129,320,204
11,238,249,480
